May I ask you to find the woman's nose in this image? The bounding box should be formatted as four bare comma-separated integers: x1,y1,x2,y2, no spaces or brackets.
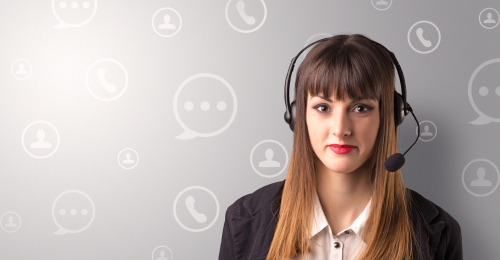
331,109,352,137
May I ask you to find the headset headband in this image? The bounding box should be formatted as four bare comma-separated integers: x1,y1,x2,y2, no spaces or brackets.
284,38,409,120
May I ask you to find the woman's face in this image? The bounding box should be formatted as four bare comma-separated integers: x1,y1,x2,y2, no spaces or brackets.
306,91,380,175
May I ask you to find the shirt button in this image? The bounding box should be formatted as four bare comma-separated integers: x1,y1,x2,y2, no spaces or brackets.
346,230,349,234
334,242,340,248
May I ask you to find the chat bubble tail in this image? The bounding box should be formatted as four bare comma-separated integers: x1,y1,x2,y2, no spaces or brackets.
53,228,68,235
175,130,198,140
469,115,493,125
54,22,69,29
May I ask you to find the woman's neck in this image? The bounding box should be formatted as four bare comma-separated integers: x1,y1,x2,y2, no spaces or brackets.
315,161,373,235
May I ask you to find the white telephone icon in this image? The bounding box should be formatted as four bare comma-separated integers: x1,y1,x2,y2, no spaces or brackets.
416,28,432,48
96,67,117,93
236,0,256,25
185,196,207,223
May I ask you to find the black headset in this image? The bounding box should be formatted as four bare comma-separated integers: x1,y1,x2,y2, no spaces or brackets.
283,37,421,172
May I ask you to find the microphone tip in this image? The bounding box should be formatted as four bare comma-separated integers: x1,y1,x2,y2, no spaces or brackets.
384,153,405,172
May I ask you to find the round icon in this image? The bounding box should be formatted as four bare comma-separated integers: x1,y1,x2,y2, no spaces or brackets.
152,7,182,37
479,8,499,29
152,245,173,260
0,212,22,233
407,20,441,54
225,0,267,33
416,120,437,142
52,0,97,29
52,190,95,235
173,73,237,140
462,158,500,197
118,148,139,169
468,58,500,125
22,120,60,159
371,0,392,11
86,58,128,101
11,59,32,80
173,186,219,232
250,139,289,178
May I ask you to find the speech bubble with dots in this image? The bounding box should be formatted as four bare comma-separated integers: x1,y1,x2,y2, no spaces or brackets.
52,0,97,29
173,73,237,140
468,58,500,125
52,190,95,235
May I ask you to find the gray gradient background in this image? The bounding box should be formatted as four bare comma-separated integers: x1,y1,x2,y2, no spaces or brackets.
0,0,499,259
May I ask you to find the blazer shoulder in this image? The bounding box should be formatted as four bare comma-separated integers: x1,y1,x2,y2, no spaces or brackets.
406,188,463,259
406,188,461,228
226,179,285,219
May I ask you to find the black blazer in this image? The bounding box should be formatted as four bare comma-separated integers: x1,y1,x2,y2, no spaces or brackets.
218,179,463,260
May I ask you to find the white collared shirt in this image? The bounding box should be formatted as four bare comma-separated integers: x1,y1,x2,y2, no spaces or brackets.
289,189,372,260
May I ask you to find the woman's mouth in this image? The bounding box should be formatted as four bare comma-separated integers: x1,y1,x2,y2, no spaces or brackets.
328,145,357,154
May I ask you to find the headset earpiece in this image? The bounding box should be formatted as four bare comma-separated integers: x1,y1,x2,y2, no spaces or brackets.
394,90,405,127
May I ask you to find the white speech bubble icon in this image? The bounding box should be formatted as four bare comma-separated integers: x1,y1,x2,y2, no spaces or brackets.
52,190,95,235
52,0,97,29
173,73,237,140
468,58,500,125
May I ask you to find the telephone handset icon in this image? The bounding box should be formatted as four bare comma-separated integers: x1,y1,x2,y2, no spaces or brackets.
96,67,117,93
416,28,432,48
185,196,207,223
236,0,256,25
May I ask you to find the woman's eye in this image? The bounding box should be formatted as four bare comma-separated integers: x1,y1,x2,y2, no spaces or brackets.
316,105,329,112
354,105,369,113
313,104,373,114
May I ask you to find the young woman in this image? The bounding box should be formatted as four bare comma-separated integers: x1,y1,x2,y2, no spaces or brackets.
218,34,463,260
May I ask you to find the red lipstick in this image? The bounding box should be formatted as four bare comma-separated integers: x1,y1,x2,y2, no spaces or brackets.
328,144,357,154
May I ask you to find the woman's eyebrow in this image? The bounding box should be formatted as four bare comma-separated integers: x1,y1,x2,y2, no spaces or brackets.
312,95,371,104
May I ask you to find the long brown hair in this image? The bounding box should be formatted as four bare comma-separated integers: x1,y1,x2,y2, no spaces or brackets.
266,34,422,260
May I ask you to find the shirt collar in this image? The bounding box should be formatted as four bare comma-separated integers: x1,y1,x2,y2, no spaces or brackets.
310,188,372,241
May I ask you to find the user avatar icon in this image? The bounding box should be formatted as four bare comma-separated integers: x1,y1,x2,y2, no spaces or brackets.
157,251,169,260
152,7,182,37
484,13,496,23
151,246,173,260
118,148,139,169
22,121,60,159
479,8,500,29
16,63,28,74
471,167,492,186
420,125,433,137
258,148,280,168
11,59,32,80
4,216,18,228
159,14,176,29
416,120,437,142
462,158,499,197
251,140,288,178
0,212,21,233
30,129,53,149
122,153,135,164
376,0,388,5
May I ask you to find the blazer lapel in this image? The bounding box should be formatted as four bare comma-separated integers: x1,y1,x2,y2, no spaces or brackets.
409,189,445,260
